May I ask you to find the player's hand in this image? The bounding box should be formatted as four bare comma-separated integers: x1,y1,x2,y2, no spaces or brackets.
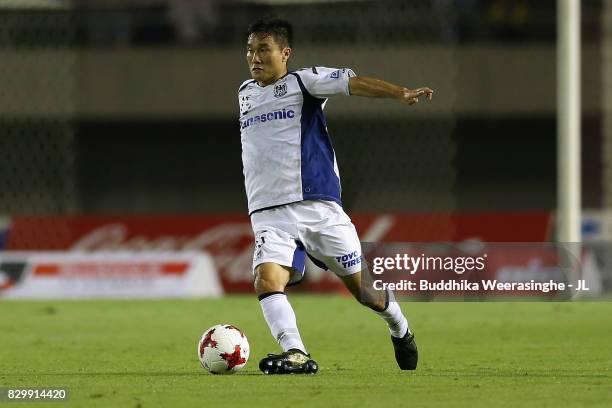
400,87,433,105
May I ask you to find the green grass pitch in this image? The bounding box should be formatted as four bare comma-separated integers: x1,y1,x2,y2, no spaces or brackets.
1,296,611,407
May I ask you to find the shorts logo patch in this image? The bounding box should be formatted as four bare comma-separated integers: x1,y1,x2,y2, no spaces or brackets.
335,251,362,269
330,70,340,79
253,230,267,262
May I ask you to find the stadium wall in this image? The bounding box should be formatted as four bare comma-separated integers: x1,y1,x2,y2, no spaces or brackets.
0,46,602,117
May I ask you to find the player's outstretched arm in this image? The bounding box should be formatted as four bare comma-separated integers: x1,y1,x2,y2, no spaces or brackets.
348,76,433,105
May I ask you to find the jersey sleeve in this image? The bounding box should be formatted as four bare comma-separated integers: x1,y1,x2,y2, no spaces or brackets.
296,67,356,98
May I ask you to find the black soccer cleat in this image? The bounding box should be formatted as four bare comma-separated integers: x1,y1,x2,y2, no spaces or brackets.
391,331,418,370
259,349,318,375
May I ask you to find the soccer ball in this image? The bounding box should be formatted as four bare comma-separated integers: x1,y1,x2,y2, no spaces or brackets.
197,324,250,374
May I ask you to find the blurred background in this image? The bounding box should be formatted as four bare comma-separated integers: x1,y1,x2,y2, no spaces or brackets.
0,0,610,297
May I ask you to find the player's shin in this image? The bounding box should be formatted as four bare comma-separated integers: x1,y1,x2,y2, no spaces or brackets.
356,269,410,338
374,289,410,338
258,291,308,353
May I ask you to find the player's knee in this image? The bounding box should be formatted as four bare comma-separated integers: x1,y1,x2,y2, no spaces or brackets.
253,275,280,295
253,263,290,295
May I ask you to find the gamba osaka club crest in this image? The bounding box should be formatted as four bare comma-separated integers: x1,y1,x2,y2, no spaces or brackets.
273,81,287,98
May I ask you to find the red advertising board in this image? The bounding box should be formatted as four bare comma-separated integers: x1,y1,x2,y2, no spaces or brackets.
3,212,552,292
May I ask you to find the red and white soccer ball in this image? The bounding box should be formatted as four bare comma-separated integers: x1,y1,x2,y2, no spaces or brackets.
197,324,250,374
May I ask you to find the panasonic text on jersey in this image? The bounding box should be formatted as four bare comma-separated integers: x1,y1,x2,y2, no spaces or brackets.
240,108,295,129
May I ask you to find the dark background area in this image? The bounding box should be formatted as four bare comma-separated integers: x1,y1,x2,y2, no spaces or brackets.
0,0,604,214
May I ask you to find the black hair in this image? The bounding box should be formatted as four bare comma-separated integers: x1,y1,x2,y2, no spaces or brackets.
247,15,293,49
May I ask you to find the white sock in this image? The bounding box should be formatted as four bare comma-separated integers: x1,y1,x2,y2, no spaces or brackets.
375,290,409,338
259,292,307,354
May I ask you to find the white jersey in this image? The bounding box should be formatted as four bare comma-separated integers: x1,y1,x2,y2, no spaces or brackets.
238,66,356,214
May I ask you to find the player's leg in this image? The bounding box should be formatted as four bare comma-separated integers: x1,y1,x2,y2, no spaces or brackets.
339,269,407,334
250,224,318,374
339,270,418,370
296,200,417,369
254,262,318,374
254,261,307,354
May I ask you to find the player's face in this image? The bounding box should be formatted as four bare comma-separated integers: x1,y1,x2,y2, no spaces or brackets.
246,34,291,86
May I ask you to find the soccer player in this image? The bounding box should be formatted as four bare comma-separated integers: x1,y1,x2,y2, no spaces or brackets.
239,16,433,374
